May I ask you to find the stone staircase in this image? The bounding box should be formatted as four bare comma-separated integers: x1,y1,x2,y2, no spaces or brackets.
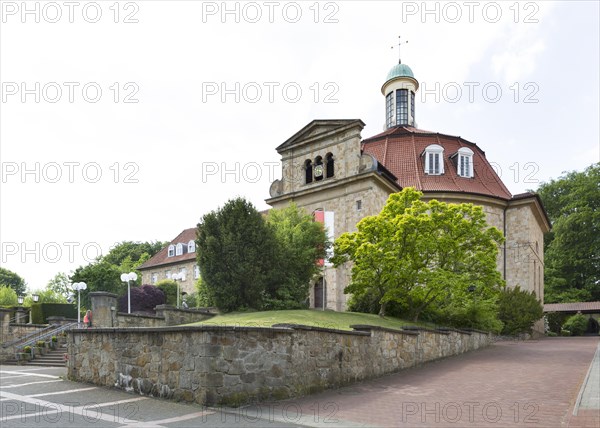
3,344,67,367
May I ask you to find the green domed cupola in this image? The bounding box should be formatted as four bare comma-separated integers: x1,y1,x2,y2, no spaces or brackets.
381,61,419,129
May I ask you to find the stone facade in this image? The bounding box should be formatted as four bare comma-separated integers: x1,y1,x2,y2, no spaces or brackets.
67,324,492,406
139,259,198,295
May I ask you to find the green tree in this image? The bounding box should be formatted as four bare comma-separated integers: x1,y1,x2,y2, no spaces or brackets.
195,277,215,307
265,203,328,309
69,240,165,309
156,279,178,306
537,163,600,302
196,198,277,312
0,285,18,307
24,288,67,306
497,286,543,335
46,272,72,299
332,188,505,320
0,268,26,295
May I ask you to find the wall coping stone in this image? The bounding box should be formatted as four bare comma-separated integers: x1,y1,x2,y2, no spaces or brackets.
89,292,119,298
462,327,491,335
350,324,420,336
9,323,48,328
401,325,474,335
68,325,295,335
155,305,217,315
272,323,370,336
117,312,164,320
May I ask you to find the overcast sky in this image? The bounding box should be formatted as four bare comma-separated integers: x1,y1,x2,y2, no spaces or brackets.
1,0,599,291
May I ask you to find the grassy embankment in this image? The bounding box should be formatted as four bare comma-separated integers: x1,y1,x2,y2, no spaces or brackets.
190,309,436,331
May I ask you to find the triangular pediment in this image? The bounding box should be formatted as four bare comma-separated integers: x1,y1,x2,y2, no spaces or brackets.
276,119,365,152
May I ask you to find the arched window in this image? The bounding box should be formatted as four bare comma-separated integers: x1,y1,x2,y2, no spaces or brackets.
167,245,175,257
325,153,334,178
314,156,324,181
176,243,183,256
304,159,313,184
188,240,195,253
457,147,474,178
423,144,444,175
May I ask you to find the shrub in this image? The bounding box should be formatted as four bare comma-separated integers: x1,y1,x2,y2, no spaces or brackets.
51,336,57,342
546,331,558,337
0,285,18,307
563,314,588,336
156,280,178,306
117,284,165,313
36,340,45,348
497,286,543,336
23,346,32,354
195,277,214,307
546,312,568,334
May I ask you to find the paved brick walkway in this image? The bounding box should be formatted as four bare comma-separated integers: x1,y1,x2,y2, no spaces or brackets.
259,337,599,427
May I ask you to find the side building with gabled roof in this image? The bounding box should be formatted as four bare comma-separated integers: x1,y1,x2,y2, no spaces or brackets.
137,227,199,295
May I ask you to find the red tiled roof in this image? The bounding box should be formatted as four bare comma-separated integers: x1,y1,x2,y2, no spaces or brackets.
544,302,600,313
137,228,197,270
361,126,512,200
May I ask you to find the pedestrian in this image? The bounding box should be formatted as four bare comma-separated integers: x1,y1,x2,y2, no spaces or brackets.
83,310,92,328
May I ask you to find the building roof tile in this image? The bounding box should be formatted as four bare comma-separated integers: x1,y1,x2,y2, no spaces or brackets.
137,228,197,270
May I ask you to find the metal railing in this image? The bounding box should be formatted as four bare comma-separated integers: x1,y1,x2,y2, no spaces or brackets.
19,322,78,350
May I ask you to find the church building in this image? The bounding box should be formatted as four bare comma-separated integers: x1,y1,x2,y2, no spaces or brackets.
266,60,551,312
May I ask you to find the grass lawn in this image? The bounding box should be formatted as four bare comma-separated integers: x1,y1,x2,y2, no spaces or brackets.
189,309,436,331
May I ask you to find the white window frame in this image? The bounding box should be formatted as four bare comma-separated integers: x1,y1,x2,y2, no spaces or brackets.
424,144,444,175
167,245,175,257
194,265,200,279
151,273,158,284
188,240,195,253
165,270,172,279
176,243,183,256
457,147,474,178
179,267,187,281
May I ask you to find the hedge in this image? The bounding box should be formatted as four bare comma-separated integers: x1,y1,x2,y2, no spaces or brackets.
31,303,77,324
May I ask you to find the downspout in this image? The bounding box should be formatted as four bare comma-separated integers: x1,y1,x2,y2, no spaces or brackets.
503,204,508,281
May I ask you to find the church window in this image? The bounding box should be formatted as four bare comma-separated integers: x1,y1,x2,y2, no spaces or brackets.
386,92,394,128
176,243,184,256
325,153,334,178
356,200,362,211
167,245,175,257
457,147,474,178
305,160,313,184
396,89,408,126
314,156,324,181
424,144,444,175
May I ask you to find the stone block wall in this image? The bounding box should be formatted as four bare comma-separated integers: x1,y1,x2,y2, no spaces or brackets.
67,324,492,407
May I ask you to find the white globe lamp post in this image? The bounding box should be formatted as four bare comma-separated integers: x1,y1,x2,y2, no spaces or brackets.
72,282,87,326
121,272,138,314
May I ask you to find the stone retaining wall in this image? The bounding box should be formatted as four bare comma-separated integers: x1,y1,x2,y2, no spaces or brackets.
67,324,492,406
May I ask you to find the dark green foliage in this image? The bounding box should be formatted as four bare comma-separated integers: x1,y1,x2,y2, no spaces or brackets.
31,303,78,324
157,280,178,306
265,204,328,310
0,268,26,295
197,198,277,312
546,312,568,334
497,286,543,335
70,241,165,310
195,278,215,307
537,163,600,302
562,314,588,336
117,284,165,313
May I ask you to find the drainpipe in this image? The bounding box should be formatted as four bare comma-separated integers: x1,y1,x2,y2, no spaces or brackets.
503,205,508,281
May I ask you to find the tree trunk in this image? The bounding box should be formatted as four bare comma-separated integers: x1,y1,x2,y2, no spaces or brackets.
379,301,387,318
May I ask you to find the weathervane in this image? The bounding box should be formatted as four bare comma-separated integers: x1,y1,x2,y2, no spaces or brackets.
391,35,408,64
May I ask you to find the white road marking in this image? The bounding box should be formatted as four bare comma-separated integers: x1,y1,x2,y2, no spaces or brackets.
0,374,31,380
123,410,215,427
0,370,60,379
0,391,147,423
1,380,63,389
28,386,97,397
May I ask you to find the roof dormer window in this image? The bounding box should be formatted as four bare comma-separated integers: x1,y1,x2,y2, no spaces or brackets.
167,245,175,257
457,147,474,178
176,243,184,256
188,240,195,253
423,144,444,175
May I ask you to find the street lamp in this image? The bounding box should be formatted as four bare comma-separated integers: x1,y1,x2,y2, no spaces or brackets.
32,294,39,303
17,295,24,305
120,272,138,314
72,282,87,325
171,272,185,308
